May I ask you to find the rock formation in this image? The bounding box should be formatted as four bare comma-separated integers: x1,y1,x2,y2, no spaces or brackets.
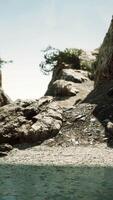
0,60,97,155
46,64,89,96
45,63,93,108
0,97,63,144
0,70,11,107
1,18,113,155
95,17,113,85
0,69,2,88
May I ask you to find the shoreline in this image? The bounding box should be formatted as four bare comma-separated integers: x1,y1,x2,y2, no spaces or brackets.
0,144,113,167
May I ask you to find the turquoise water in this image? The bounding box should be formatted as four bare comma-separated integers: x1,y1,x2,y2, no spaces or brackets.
0,165,113,200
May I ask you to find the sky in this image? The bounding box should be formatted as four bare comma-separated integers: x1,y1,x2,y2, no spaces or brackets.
0,0,113,100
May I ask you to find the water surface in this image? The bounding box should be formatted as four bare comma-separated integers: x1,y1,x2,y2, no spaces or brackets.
0,165,113,200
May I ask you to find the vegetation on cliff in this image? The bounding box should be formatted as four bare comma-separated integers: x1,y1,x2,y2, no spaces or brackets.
39,46,96,78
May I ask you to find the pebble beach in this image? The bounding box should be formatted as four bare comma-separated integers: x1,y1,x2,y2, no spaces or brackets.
0,144,113,166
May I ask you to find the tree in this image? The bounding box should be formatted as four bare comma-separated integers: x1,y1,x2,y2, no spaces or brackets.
0,58,6,69
39,46,83,74
0,58,13,69
39,46,97,81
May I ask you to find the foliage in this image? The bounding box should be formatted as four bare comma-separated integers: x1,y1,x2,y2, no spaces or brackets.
0,58,6,69
0,58,13,69
39,46,98,80
39,46,83,74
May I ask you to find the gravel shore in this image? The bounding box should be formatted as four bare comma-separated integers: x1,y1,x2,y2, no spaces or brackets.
0,144,113,166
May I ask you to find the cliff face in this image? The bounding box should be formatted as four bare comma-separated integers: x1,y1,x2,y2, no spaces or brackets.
0,70,11,107
1,19,113,155
95,17,113,85
0,58,101,156
0,70,2,88
45,62,93,108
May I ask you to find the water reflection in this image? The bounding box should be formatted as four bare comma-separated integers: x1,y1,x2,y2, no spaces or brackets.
0,165,113,200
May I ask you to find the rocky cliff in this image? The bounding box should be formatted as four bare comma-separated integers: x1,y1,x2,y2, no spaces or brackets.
1,18,113,156
0,61,106,156
0,70,11,107
0,70,2,88
45,62,93,108
95,17,113,85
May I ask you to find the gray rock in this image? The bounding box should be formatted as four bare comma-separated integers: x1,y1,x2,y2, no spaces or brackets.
48,80,79,96
0,151,8,157
0,143,13,152
106,121,113,136
0,98,63,144
107,88,113,97
60,69,88,83
95,17,113,85
0,89,11,107
0,70,12,106
0,69,2,88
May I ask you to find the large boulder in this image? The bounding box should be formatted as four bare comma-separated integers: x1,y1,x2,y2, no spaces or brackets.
0,70,11,107
45,62,89,97
60,69,88,83
95,17,113,85
46,79,79,96
0,97,63,144
0,89,11,107
45,60,93,108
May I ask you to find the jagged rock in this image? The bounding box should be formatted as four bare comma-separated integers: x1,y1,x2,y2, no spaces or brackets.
44,103,106,147
0,89,11,107
0,70,11,107
0,144,13,152
44,56,93,110
107,88,113,97
0,97,63,145
46,80,79,96
95,17,113,85
0,69,2,88
0,152,8,157
15,96,53,108
60,69,88,83
45,59,91,100
106,121,113,136
31,102,63,141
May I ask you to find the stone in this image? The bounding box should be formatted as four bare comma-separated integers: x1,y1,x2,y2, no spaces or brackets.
106,121,113,136
0,151,8,157
0,69,11,107
60,69,88,83
0,98,63,144
0,89,11,107
90,118,96,123
107,88,113,97
47,80,79,96
95,17,113,85
0,143,13,152
0,69,2,88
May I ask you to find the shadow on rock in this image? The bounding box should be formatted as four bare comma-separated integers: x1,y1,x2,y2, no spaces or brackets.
83,80,113,147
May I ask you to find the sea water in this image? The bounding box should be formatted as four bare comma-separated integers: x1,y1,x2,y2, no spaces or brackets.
0,165,113,200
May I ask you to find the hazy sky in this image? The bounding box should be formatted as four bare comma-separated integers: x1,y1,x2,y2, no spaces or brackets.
1,0,113,100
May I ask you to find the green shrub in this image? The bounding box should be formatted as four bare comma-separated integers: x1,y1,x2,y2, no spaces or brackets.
39,46,85,74
39,46,97,79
